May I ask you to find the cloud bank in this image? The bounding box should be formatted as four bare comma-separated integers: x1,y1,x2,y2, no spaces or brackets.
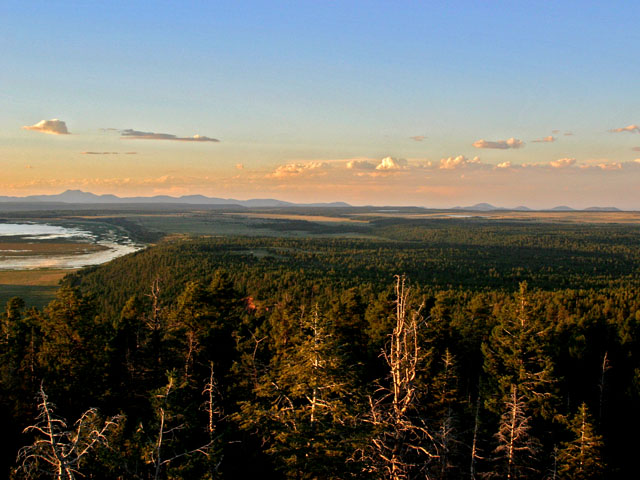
472,137,524,149
121,129,219,142
268,162,328,178
22,119,69,135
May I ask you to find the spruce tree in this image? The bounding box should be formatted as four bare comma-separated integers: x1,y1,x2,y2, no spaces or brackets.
557,403,604,479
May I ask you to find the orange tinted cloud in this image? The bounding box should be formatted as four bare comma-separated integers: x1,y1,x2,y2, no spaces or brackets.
610,124,640,133
532,135,556,143
268,162,328,178
549,158,576,169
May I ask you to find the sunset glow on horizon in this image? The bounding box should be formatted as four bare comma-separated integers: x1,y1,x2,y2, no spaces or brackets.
2,1,640,209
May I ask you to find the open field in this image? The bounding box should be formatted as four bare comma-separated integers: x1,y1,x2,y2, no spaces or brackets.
0,268,72,286
223,212,369,223
0,268,73,309
351,210,640,224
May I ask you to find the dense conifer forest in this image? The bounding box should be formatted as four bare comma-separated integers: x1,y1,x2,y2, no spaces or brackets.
2,219,640,478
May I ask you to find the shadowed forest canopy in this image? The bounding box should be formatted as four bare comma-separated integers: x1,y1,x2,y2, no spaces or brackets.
2,219,640,478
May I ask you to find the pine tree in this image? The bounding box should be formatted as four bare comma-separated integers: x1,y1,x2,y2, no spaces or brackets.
430,349,461,479
483,282,555,419
557,403,604,479
236,306,356,478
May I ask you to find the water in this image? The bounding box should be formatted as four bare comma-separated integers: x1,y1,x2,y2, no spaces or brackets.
0,223,143,270
0,223,93,239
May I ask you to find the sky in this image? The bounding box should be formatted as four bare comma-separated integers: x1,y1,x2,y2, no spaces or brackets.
2,1,640,209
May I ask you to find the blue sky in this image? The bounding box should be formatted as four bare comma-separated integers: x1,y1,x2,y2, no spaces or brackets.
2,1,640,207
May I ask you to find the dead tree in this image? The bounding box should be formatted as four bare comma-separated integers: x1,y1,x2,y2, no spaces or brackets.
16,385,121,479
494,384,539,480
147,373,215,480
364,275,438,480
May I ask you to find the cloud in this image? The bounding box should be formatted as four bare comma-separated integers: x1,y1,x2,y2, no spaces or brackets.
121,129,219,142
564,132,574,136
346,159,376,170
22,119,69,135
236,163,244,170
580,162,622,171
632,147,640,152
376,156,408,171
496,161,512,169
549,158,576,169
80,151,138,155
532,135,556,143
439,155,480,170
409,135,426,142
610,124,640,134
472,137,524,149
268,162,328,178
552,130,560,134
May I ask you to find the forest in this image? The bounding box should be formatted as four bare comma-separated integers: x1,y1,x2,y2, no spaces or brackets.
2,218,640,479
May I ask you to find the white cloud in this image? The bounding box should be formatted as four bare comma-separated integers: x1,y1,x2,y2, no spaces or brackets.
549,158,576,169
472,137,524,149
439,155,480,170
22,119,69,135
375,156,408,171
496,161,512,169
610,124,640,134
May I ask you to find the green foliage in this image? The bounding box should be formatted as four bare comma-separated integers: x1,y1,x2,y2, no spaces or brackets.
557,403,604,479
2,221,640,478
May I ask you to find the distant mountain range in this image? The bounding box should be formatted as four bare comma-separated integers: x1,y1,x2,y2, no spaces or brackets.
453,203,621,212
0,190,351,208
0,191,625,211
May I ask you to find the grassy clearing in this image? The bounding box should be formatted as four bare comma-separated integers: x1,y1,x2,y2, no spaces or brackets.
0,269,72,286
0,285,58,309
224,213,369,223
352,210,640,224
